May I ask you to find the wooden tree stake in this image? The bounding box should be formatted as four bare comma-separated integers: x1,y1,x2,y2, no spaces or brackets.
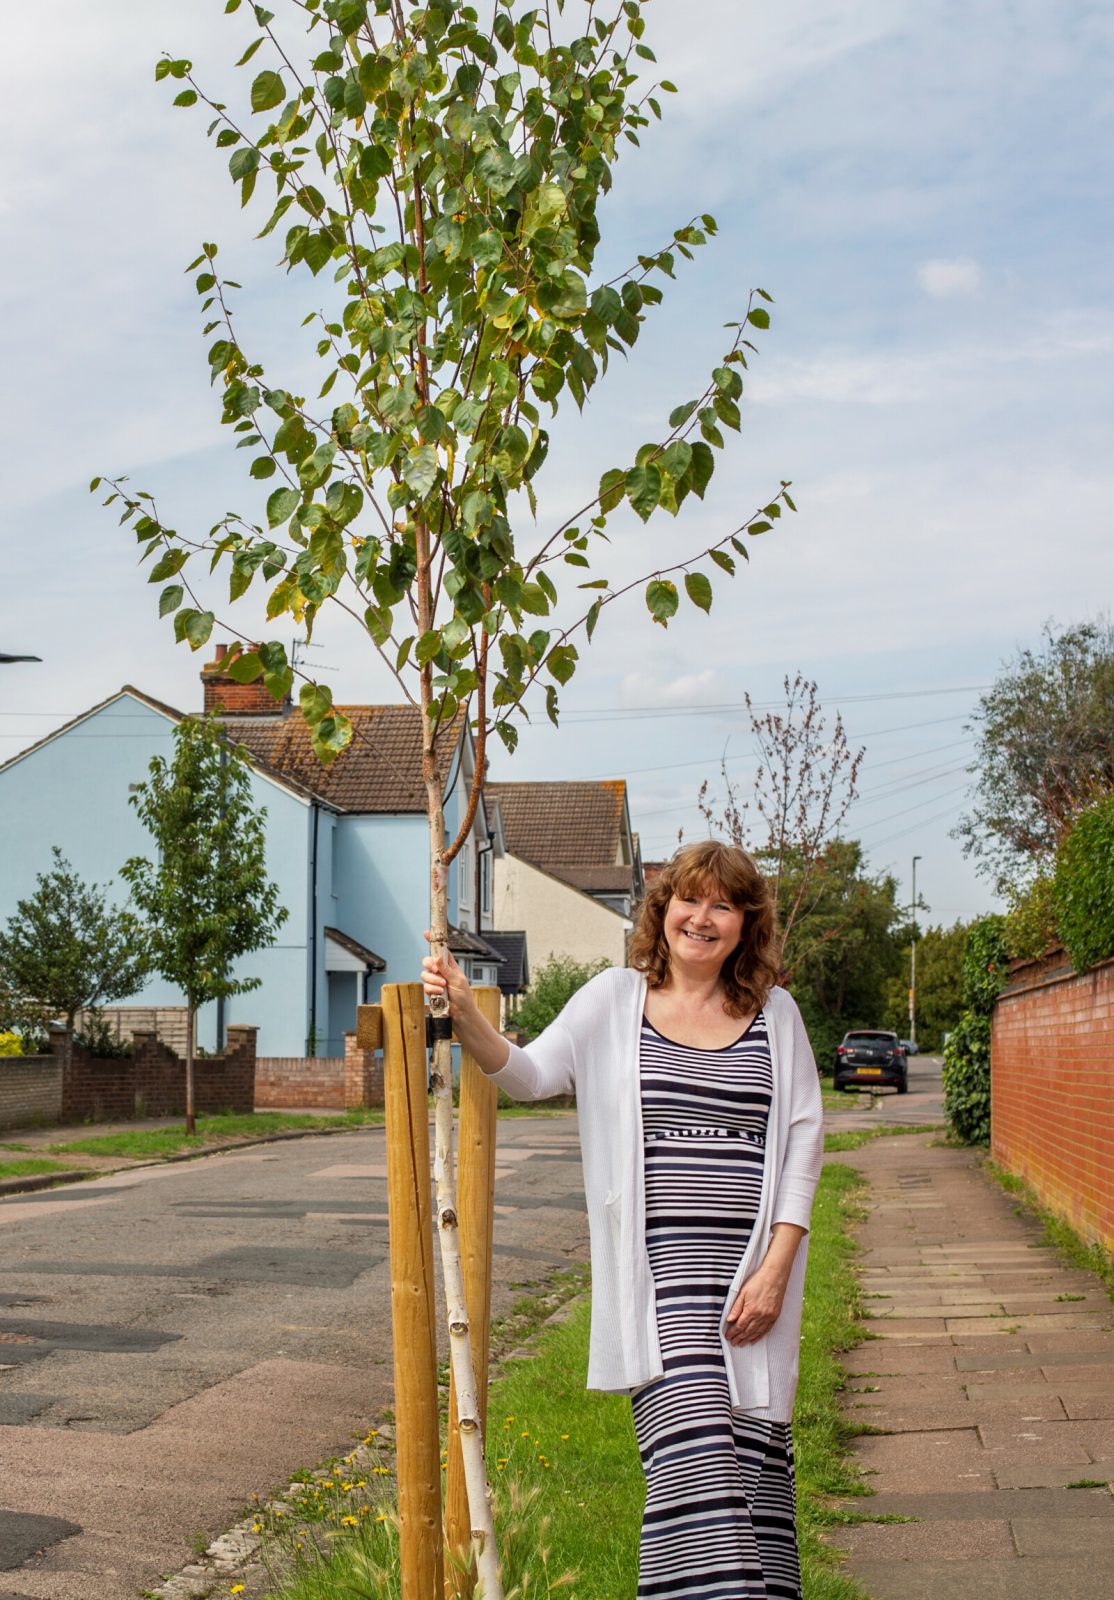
383,982,444,1600
444,985,501,1595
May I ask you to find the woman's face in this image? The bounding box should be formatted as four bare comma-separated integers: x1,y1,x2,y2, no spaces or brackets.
663,881,745,974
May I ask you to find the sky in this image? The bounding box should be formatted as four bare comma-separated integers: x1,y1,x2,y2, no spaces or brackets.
2,0,1112,928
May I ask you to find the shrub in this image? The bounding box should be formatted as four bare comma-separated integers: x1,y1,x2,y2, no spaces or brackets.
1004,875,1059,962
0,1031,23,1057
1053,795,1114,973
73,1013,134,1060
943,915,1008,1146
508,954,612,1042
942,1010,992,1144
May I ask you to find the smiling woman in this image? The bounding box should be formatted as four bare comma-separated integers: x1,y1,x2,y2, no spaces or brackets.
423,838,824,1598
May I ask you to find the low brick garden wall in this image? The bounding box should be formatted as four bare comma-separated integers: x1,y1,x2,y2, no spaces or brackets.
0,1055,63,1130
255,1034,383,1110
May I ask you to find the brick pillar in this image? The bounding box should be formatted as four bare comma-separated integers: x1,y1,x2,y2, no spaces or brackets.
224,1026,258,1115
344,1031,384,1109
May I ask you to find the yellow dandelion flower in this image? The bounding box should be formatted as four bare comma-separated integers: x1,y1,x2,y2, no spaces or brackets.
231,1589,246,1597
376,1513,388,1523
252,1522,263,1533
366,1429,379,1438
374,1466,390,1476
341,1515,358,1527
504,1416,515,1422
561,1434,569,1441
520,1431,529,1438
356,1479,367,1488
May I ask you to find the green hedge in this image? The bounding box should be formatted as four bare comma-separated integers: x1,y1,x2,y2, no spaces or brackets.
1053,795,1114,973
942,915,1008,1146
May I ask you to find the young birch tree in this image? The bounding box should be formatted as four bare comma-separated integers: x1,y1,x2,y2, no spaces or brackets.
94,1,795,1585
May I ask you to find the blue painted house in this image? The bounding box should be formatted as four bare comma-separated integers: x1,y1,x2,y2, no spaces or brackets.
0,646,508,1058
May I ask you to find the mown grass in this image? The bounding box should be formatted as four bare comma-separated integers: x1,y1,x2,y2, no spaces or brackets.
0,1157,77,1179
250,1158,875,1600
48,1108,386,1159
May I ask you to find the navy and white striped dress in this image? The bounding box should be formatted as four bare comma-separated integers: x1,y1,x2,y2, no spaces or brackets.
632,1011,802,1599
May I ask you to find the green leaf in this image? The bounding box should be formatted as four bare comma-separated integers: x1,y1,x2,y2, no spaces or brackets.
224,649,263,682
598,468,626,513
299,681,333,722
173,89,198,106
267,487,300,527
669,399,697,428
709,548,736,575
250,69,285,112
688,442,715,499
158,583,184,617
645,579,679,627
250,455,276,479
546,644,578,685
660,440,692,479
415,630,441,666
747,307,771,330
586,599,603,641
684,572,713,613
402,445,439,498
713,366,743,400
747,519,773,535
149,548,188,582
174,608,215,650
626,463,661,522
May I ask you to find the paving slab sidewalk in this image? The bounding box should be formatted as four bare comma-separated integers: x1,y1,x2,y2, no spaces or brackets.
826,1132,1114,1600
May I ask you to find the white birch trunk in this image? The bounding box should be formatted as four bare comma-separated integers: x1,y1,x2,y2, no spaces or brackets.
423,742,503,1600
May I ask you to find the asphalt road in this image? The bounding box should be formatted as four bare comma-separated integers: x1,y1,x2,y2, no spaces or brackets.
0,1117,589,1600
828,1052,946,1129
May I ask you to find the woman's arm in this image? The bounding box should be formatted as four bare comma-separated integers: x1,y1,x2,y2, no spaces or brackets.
421,935,511,1076
724,1222,807,1346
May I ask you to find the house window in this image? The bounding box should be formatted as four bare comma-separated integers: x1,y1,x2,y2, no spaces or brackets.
458,838,474,928
480,847,492,922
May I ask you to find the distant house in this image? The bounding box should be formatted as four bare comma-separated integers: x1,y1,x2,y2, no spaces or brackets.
486,780,644,971
0,647,507,1058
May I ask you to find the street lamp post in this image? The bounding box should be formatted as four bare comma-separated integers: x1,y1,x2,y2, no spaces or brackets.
909,854,922,1044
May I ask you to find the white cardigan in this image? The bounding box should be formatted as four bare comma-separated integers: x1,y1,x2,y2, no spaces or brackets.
491,966,825,1422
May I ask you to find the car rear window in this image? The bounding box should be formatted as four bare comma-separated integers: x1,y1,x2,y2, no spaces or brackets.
845,1032,898,1043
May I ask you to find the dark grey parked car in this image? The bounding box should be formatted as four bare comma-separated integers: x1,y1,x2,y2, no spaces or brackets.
833,1030,908,1093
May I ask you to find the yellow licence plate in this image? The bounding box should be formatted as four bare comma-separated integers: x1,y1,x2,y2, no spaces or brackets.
858,1066,883,1075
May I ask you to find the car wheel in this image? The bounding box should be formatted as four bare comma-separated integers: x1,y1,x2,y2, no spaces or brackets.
897,1075,908,1094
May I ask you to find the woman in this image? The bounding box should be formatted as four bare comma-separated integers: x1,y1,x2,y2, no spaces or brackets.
422,839,824,1599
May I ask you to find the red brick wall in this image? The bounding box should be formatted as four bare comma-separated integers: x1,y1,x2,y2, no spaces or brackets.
55,1025,257,1122
0,1057,63,1130
255,1055,346,1109
991,951,1114,1251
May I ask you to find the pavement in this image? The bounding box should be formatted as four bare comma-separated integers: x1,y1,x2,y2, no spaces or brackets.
827,1130,1114,1598
0,1114,588,1599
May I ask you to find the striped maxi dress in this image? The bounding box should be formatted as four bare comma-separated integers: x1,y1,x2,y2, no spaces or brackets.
631,1012,803,1600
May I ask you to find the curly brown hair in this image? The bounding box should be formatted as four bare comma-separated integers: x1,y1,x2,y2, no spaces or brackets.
629,840,781,1017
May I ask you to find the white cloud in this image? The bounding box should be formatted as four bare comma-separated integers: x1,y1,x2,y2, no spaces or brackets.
917,257,984,298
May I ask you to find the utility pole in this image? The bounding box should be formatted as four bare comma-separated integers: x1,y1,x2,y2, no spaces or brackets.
909,854,922,1043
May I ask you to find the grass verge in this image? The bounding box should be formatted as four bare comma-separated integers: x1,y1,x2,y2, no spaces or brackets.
824,1123,945,1154
246,1159,874,1600
0,1157,77,1179
983,1158,1114,1297
48,1108,386,1159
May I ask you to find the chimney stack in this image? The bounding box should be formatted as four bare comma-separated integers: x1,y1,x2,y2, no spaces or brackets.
201,643,291,718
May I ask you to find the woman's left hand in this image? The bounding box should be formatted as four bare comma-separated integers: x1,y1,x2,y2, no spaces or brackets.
724,1267,786,1346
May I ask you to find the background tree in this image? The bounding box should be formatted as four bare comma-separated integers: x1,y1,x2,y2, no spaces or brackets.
697,673,863,978
0,849,148,1068
942,916,1008,1145
882,920,968,1052
956,617,1114,898
782,840,909,1065
121,717,288,1136
94,1,797,1581
508,952,610,1041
